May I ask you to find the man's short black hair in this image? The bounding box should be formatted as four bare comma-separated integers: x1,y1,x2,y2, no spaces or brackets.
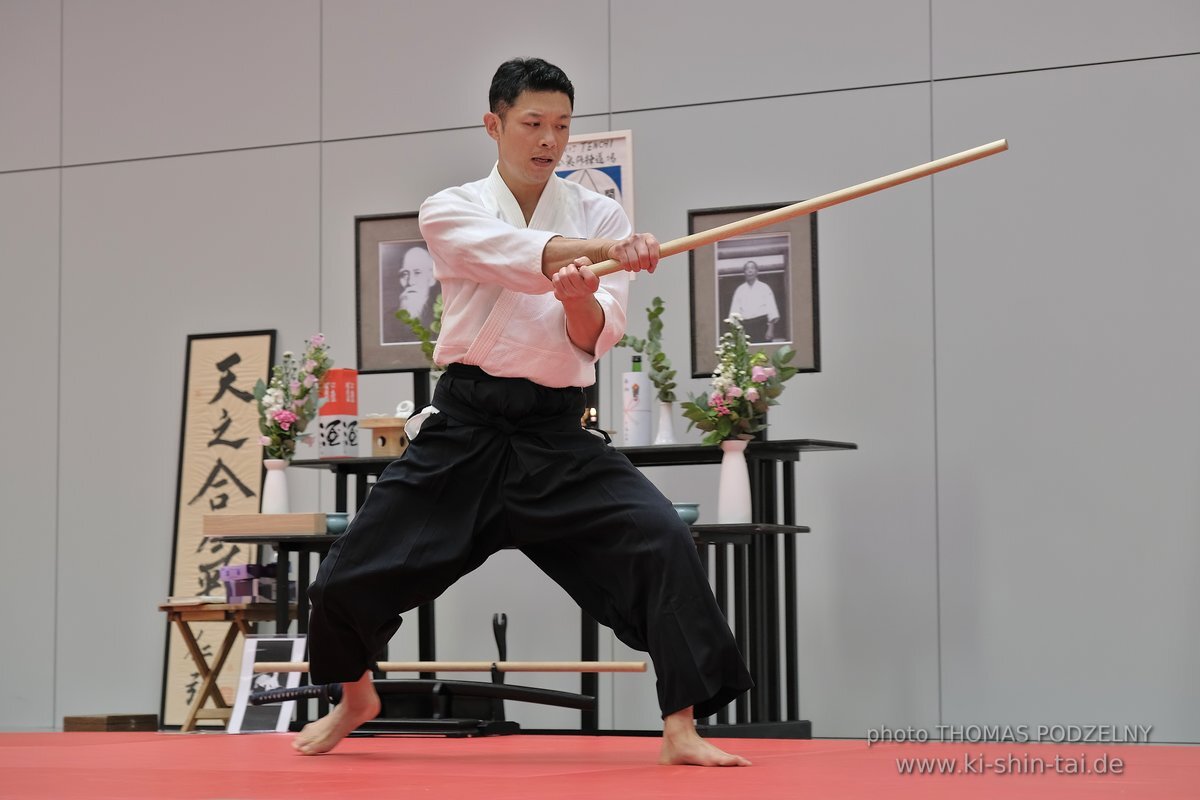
489,57,574,116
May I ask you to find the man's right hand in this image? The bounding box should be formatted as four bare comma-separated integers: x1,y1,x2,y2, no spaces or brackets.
542,233,660,279
606,233,660,274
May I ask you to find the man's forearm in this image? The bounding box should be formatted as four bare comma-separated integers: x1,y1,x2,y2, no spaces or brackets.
542,236,614,279
544,231,660,354
561,296,604,355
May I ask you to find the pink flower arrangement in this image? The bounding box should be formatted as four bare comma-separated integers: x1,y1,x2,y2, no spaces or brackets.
681,315,797,445
253,334,333,460
272,409,298,431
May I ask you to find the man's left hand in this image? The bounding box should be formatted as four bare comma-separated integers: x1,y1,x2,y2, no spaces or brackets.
552,257,601,303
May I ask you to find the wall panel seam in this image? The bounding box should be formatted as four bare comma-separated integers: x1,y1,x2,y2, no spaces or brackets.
933,49,1200,84
52,0,64,731
9,52,1198,178
927,0,944,732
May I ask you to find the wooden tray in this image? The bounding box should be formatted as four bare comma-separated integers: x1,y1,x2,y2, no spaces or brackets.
202,512,326,535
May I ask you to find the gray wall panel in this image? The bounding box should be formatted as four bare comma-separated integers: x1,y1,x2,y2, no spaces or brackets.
2,0,1194,743
0,170,60,729
934,56,1200,741
610,84,940,734
0,0,61,171
322,0,610,141
55,145,320,719
611,0,929,111
62,0,320,164
933,0,1200,79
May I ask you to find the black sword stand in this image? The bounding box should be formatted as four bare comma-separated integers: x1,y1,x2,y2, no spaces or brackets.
251,612,595,737
250,679,595,738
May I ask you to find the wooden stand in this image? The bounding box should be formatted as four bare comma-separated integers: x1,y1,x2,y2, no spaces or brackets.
159,600,292,731
358,417,410,458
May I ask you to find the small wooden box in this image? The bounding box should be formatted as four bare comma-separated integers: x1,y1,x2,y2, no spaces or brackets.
63,714,158,732
202,512,327,536
359,417,410,458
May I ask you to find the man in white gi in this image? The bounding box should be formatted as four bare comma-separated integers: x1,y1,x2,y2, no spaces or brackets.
296,57,753,767
728,260,781,342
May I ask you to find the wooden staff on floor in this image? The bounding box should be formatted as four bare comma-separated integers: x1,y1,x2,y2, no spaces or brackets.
254,660,648,673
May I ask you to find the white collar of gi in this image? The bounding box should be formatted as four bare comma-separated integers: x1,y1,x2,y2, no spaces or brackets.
486,163,564,231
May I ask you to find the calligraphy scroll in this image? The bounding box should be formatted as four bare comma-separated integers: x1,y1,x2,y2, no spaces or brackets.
161,330,275,728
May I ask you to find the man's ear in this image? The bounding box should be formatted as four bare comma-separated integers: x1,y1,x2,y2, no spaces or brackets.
483,112,501,142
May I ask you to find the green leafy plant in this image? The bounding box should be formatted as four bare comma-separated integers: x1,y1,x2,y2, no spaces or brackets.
618,296,677,403
396,294,444,371
680,314,797,445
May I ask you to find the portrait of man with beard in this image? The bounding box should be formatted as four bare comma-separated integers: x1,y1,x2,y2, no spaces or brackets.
380,241,440,344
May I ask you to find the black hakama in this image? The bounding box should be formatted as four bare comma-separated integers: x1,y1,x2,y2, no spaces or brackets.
307,364,752,718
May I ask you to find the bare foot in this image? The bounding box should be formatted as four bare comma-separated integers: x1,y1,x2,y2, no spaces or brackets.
292,671,380,755
659,707,752,767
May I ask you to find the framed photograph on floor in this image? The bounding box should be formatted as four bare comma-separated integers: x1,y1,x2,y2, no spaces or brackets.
355,212,440,373
688,204,820,377
228,635,307,733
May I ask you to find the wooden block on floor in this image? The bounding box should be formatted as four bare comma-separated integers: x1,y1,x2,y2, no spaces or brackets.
63,714,158,732
202,512,326,535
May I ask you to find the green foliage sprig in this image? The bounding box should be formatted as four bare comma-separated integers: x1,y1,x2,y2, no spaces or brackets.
396,294,444,372
617,296,677,403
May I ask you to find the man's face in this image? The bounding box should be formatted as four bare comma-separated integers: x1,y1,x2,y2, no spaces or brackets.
744,262,758,283
399,247,434,315
485,90,573,193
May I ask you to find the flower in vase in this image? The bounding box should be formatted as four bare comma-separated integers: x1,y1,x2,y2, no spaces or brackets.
253,334,333,460
680,315,797,445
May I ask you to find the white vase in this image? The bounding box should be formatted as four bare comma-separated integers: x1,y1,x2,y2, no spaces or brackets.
653,401,678,445
261,459,290,514
717,439,752,524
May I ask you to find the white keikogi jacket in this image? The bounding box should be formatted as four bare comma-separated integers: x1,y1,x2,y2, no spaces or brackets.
418,165,632,389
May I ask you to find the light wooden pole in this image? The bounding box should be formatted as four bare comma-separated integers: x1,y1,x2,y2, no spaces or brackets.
589,139,1009,278
254,660,648,674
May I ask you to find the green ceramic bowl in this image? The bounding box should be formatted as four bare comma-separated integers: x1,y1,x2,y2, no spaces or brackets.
325,512,350,534
672,502,700,525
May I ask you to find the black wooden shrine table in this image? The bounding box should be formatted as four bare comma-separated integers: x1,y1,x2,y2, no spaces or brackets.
290,438,856,737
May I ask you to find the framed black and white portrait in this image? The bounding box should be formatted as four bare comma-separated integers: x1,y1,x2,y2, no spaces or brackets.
688,204,820,377
355,212,440,373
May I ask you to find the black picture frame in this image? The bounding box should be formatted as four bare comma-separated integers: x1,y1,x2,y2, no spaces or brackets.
355,212,440,374
687,204,820,378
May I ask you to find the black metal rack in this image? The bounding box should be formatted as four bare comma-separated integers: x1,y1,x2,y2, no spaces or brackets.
289,437,856,737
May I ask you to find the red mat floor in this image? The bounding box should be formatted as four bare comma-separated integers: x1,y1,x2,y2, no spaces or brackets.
0,733,1195,799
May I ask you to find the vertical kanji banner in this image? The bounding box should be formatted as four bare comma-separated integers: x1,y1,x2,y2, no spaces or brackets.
161,330,275,728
